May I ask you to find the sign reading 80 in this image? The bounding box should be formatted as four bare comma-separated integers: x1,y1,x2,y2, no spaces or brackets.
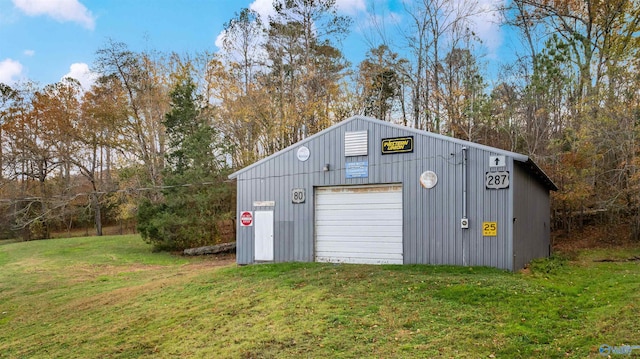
291,188,306,204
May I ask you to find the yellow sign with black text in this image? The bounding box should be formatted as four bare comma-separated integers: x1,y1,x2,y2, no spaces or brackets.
482,222,497,236
382,136,414,154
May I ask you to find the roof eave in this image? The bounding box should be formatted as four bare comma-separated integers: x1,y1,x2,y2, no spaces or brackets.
228,115,558,192
520,158,559,191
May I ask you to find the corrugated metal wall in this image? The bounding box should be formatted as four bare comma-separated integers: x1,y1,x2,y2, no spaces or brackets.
234,116,547,270
512,163,551,270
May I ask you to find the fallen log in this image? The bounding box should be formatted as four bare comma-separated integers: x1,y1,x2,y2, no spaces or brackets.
183,242,236,256
593,256,640,263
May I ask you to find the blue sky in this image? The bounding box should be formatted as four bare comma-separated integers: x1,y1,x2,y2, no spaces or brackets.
0,0,510,90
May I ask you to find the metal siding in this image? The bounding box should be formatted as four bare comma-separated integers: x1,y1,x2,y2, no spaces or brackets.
276,221,293,262
468,149,481,267
434,140,444,264
447,141,460,265
404,155,419,264
234,116,538,270
427,139,437,263
235,178,255,264
512,164,551,270
506,159,515,270
464,148,512,270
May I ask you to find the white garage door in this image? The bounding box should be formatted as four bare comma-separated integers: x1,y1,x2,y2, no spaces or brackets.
315,184,403,264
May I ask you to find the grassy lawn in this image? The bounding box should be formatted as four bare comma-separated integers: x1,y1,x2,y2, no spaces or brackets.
0,236,639,358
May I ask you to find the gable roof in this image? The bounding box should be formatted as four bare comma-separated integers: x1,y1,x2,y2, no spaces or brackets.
228,115,558,191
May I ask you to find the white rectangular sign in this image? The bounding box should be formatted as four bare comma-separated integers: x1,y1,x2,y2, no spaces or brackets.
489,155,506,167
253,201,275,207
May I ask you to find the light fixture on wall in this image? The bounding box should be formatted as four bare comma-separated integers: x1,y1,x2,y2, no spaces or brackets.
323,163,330,172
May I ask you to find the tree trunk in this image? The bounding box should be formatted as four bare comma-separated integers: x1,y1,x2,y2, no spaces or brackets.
39,173,50,240
632,213,640,242
91,192,103,236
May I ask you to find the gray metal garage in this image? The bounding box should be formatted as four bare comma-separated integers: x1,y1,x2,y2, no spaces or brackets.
228,115,557,271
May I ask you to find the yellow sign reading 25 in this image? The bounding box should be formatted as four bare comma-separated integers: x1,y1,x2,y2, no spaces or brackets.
482,222,497,236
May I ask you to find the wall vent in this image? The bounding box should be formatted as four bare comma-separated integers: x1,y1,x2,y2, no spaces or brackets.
344,131,368,156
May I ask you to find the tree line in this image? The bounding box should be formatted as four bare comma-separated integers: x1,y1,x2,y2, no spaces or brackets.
1,0,640,248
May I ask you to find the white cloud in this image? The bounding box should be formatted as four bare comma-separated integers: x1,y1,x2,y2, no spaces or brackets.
214,29,226,50
216,2,269,63
62,62,98,90
336,0,366,15
24,49,35,56
214,0,270,52
0,59,23,84
13,0,96,30
249,0,365,19
462,0,505,57
249,0,276,21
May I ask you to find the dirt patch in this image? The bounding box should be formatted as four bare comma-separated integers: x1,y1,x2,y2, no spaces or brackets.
182,253,236,269
67,253,236,284
63,254,237,313
69,263,169,283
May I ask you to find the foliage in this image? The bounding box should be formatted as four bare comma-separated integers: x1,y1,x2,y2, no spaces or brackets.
212,0,351,169
262,0,351,144
137,76,234,251
493,0,640,236
1,0,640,244
440,47,490,141
1,235,639,358
358,45,403,121
94,40,170,194
527,253,568,274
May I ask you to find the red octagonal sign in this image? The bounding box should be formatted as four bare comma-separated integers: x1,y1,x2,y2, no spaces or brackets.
240,211,253,226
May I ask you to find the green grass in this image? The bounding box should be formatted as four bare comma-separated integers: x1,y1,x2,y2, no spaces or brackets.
0,236,639,358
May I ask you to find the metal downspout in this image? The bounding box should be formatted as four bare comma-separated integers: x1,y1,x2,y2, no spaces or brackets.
462,147,468,220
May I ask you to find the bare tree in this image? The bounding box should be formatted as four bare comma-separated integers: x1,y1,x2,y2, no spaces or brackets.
95,40,169,195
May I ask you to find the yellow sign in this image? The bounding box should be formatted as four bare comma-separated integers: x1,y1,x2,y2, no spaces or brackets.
482,222,497,236
382,136,414,154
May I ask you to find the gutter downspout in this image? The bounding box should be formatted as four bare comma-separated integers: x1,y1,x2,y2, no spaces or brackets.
462,147,468,266
462,147,468,221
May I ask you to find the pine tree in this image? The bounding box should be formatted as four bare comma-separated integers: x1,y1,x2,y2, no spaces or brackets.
137,76,233,251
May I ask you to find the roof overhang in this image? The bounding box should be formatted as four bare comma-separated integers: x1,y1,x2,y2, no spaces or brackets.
228,115,558,192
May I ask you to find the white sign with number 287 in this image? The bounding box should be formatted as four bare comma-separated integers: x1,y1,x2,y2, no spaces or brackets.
485,171,510,189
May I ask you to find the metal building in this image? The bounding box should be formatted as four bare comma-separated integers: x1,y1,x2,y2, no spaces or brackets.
228,116,557,271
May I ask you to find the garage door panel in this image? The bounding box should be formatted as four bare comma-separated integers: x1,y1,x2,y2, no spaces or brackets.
316,224,403,231
315,225,402,237
316,253,403,264
316,210,402,221
316,235,403,244
316,251,403,260
316,215,402,223
319,185,402,194
318,191,401,204
315,194,402,205
316,241,403,253
315,184,403,265
315,202,402,211
317,251,403,259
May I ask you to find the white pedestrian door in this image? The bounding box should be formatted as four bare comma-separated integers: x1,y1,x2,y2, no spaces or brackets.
254,211,274,261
